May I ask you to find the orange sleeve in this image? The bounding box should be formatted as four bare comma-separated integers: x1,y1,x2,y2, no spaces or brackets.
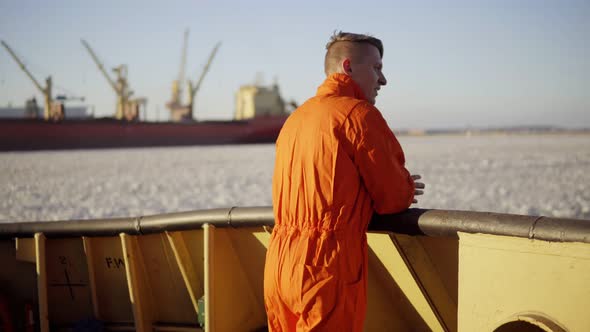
347,103,415,214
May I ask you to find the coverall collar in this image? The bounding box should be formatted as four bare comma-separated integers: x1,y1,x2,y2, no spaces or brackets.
316,73,367,101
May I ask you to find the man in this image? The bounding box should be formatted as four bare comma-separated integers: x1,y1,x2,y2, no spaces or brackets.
264,31,424,331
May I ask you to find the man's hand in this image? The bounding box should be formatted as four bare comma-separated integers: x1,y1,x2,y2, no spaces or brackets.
411,174,425,204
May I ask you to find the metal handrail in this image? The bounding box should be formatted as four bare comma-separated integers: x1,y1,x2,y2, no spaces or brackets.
1,207,588,243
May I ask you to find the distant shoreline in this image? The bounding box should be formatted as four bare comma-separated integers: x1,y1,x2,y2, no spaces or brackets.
394,128,590,137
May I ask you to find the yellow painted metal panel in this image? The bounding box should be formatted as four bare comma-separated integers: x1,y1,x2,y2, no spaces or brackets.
458,232,590,331
204,225,266,331
45,237,94,324
83,236,101,319
206,226,268,331
368,233,447,332
121,233,154,332
85,236,134,323
34,233,49,332
393,235,458,331
166,230,205,318
224,228,269,312
252,227,272,248
203,224,215,332
416,236,459,306
365,245,428,331
137,233,198,324
15,237,36,263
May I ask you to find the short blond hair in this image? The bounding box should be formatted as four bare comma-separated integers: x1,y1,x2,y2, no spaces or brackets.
324,31,384,76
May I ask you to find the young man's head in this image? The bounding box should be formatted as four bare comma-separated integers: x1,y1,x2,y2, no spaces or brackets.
324,31,387,105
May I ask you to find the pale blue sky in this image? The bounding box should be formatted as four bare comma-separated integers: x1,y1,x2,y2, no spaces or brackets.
1,0,588,129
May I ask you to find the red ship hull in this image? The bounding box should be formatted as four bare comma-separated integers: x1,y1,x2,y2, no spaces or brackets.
0,115,288,151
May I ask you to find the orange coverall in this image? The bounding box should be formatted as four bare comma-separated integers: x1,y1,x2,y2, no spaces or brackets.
264,73,415,331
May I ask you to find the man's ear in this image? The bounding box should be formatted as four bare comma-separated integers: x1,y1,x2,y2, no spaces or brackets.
342,58,353,75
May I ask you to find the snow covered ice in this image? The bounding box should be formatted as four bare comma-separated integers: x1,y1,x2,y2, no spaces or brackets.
0,134,589,222
402,134,590,220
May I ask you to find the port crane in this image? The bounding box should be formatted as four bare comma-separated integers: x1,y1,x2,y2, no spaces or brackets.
167,28,189,118
167,29,221,121
81,39,146,121
1,40,65,121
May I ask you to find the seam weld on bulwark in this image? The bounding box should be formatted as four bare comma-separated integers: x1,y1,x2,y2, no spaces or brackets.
227,206,237,228
135,216,143,235
528,216,544,239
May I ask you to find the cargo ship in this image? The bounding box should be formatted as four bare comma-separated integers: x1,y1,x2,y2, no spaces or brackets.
1,35,293,151
0,114,289,151
0,78,291,151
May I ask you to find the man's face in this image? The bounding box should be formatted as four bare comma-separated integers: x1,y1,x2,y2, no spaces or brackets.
349,45,387,105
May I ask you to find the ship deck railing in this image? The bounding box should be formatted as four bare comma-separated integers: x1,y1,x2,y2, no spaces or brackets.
1,207,589,332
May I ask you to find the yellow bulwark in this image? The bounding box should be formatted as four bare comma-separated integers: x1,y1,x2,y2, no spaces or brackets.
0,207,588,331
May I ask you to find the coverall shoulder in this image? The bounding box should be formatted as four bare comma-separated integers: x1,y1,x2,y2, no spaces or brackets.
264,73,415,331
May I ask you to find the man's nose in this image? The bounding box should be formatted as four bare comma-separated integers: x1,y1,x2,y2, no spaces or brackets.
379,72,387,86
